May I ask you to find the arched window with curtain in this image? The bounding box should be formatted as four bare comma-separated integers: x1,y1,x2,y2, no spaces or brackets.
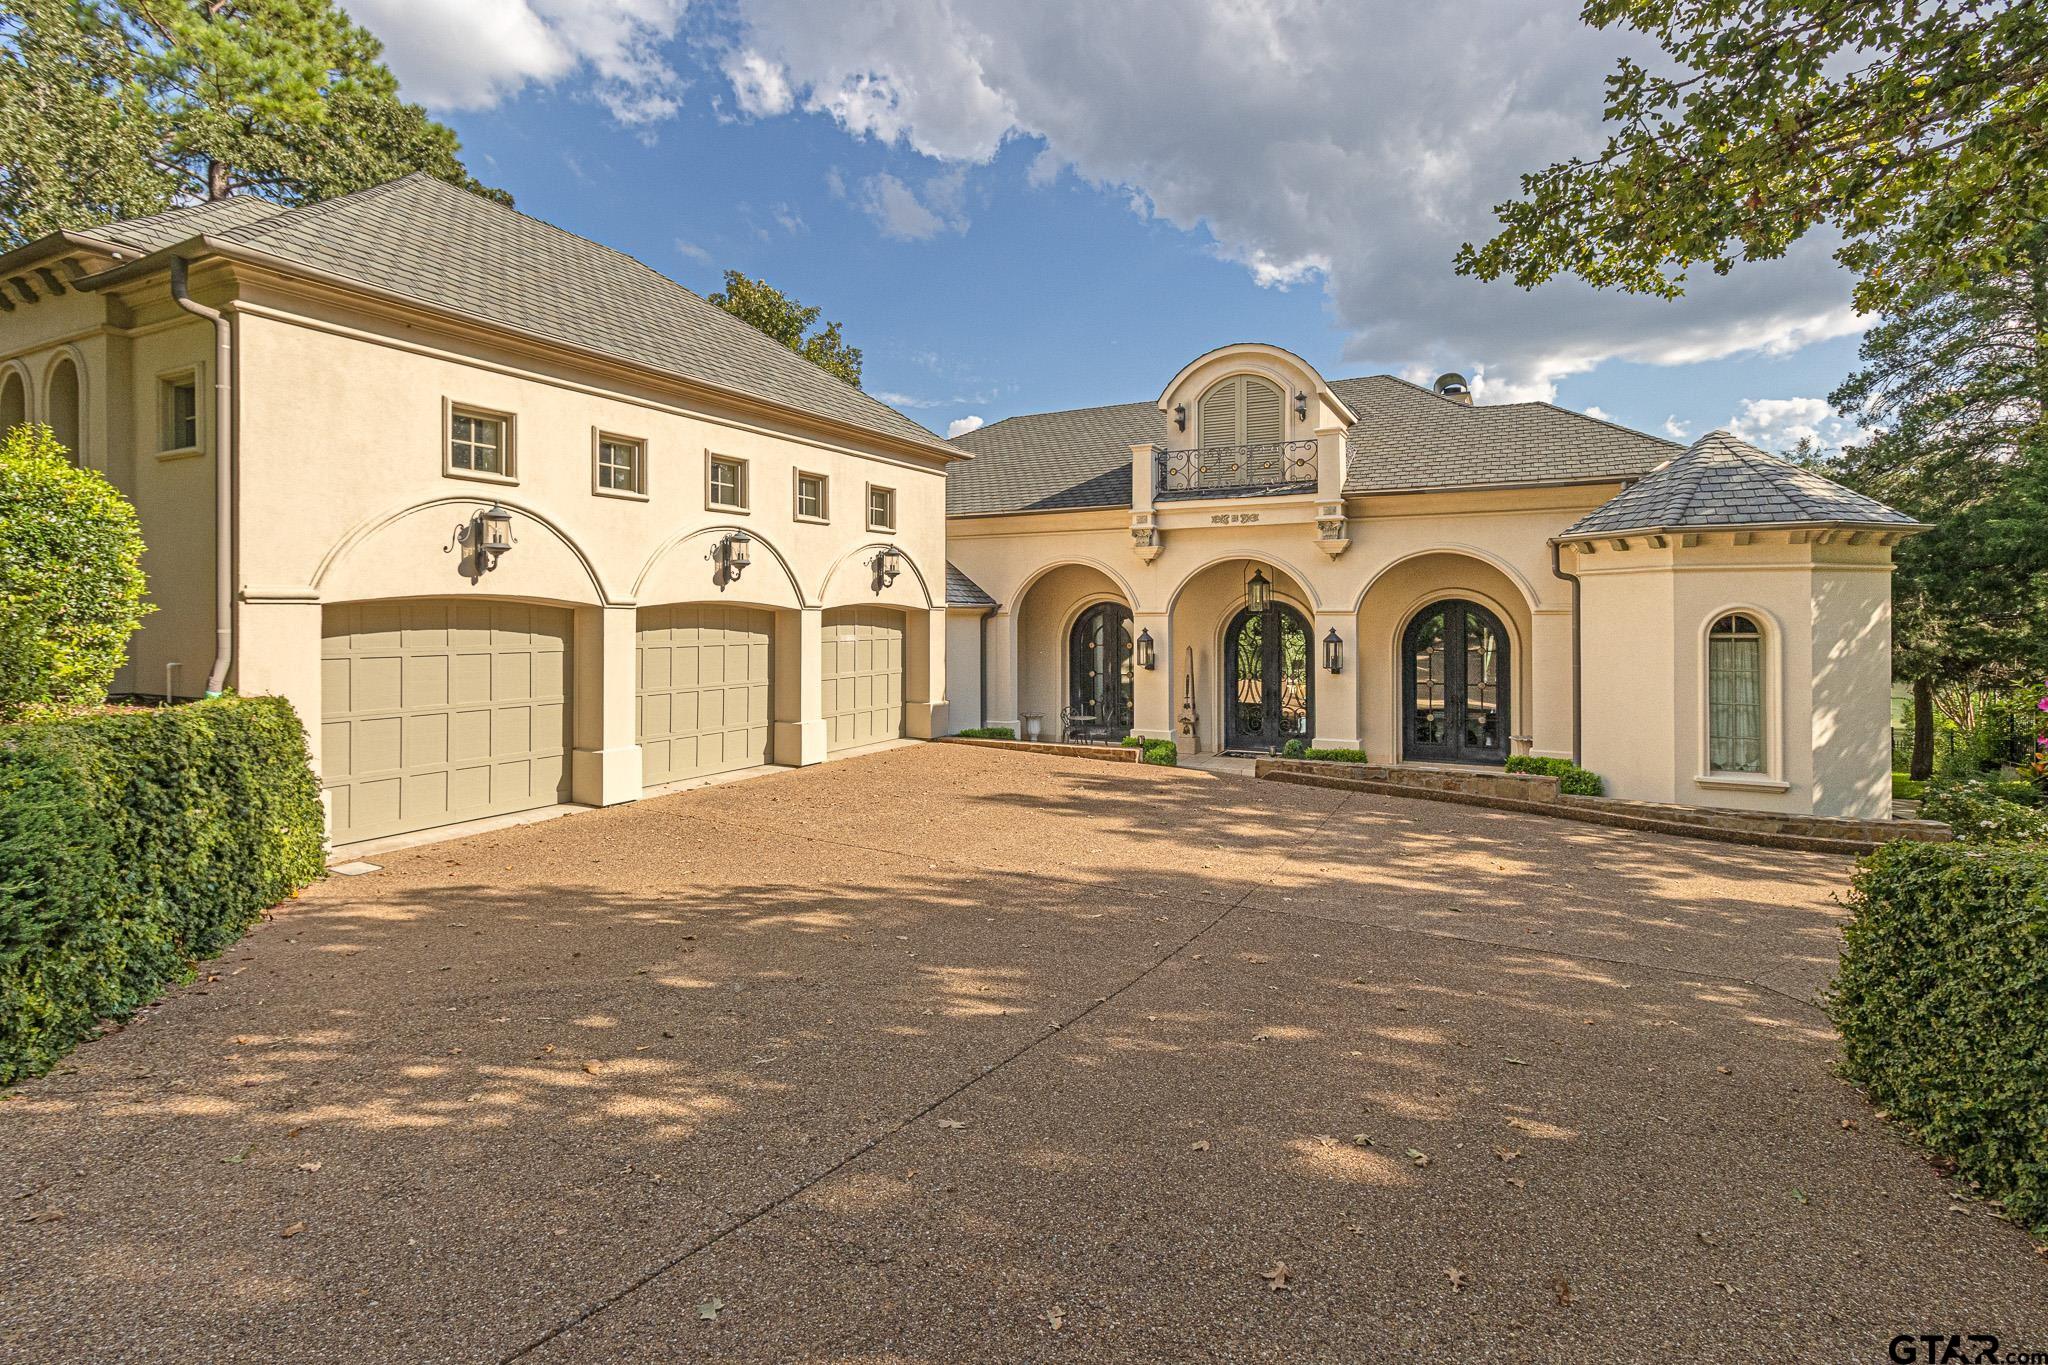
0,368,25,435
1708,613,1765,773
45,356,80,462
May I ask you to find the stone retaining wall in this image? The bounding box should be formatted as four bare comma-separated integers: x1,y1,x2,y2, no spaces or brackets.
938,737,1140,764
1256,759,1951,856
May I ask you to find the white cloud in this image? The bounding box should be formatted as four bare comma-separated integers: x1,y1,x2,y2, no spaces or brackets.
855,171,968,240
1583,405,1611,421
946,415,986,437
1662,415,1693,442
1727,397,1864,454
717,0,1863,392
349,0,687,125
723,48,794,116
674,237,712,263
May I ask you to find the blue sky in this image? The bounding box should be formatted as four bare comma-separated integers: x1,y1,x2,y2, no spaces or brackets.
347,0,1873,453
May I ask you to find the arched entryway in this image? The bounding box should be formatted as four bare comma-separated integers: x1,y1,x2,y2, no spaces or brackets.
1066,600,1133,741
1402,598,1510,765
1224,601,1313,752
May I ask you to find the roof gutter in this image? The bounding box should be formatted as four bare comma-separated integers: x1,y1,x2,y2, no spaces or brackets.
1548,542,1582,767
169,257,235,697
1549,518,1931,545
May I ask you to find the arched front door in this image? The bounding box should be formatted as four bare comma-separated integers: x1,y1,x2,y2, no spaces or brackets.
1402,599,1510,765
1066,601,1134,740
1224,602,1313,752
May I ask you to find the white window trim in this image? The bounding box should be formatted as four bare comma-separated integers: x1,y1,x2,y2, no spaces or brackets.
793,469,830,524
865,481,897,533
706,452,751,513
443,397,518,485
591,429,649,500
154,362,206,462
1694,606,1787,791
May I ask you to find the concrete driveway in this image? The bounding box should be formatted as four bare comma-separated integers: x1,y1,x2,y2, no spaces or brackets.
3,745,2042,1362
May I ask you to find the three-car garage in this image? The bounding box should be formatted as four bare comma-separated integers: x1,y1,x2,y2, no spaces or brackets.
320,598,909,845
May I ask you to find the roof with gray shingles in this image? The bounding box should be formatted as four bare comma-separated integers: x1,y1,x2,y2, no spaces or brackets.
93,197,288,252
92,176,953,457
945,374,1678,515
945,562,998,609
1556,430,1920,539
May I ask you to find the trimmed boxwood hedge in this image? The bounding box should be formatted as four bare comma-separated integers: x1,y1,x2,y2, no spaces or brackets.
953,726,1016,740
1119,735,1179,766
1504,754,1604,796
1,696,326,1083
1830,839,2048,1231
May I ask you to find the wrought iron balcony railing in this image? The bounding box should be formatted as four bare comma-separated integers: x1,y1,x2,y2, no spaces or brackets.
1154,439,1318,500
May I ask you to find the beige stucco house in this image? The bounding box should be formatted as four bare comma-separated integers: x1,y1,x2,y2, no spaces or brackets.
944,343,1922,819
0,174,959,846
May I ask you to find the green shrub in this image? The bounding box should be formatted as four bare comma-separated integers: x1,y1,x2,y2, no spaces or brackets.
0,423,151,719
1830,839,2048,1231
1504,754,1605,796
1280,738,1307,758
1301,747,1369,763
954,726,1016,740
1919,774,2048,844
1121,736,1178,765
0,696,326,1082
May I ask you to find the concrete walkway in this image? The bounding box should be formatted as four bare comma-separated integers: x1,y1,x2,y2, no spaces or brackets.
3,745,2041,1361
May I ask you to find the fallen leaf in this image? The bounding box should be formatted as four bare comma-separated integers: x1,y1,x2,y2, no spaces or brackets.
1503,1177,1526,1189
1712,1280,1738,1298
221,1145,252,1165
1695,1231,1718,1247
1790,1189,1810,1206
279,1221,306,1239
1503,1057,1528,1067
1045,1305,1065,1330
1840,1119,1859,1131
1716,1066,1732,1076
1405,1148,1432,1168
1444,1267,1468,1293
936,1118,967,1130
697,1296,723,1323
582,1061,602,1075
1493,1147,1522,1162
18,1209,64,1224
1190,1140,1211,1152
1260,1261,1292,1292
296,1162,322,1173
1553,1277,1573,1306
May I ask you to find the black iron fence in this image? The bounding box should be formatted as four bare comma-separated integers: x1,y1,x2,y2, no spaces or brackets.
1154,440,1318,500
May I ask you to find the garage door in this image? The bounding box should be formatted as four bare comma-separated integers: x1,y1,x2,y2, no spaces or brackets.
321,600,570,844
637,604,773,786
821,606,904,752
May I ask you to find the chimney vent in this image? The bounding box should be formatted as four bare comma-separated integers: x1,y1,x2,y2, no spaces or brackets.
1432,372,1472,405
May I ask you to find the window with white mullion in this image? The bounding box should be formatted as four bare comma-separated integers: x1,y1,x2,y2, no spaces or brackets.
1708,614,1766,773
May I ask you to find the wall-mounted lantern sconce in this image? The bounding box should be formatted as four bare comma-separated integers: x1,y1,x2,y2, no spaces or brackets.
1135,627,1156,670
711,529,752,588
1294,391,1309,421
1173,403,1187,432
1245,565,1272,614
450,501,515,573
1323,627,1344,674
871,545,904,591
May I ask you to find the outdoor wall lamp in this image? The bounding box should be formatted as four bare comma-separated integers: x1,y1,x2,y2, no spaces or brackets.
1173,403,1187,431
1323,627,1344,674
451,502,515,572
713,530,752,587
871,545,904,590
1135,628,1156,670
1245,565,1272,614
1294,391,1309,421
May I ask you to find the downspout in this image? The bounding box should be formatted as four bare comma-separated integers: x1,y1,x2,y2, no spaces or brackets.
977,608,991,730
169,257,233,696
1549,541,1582,765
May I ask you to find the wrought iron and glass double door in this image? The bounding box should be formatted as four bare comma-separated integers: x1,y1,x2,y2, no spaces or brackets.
1402,599,1510,764
1224,603,1313,752
1067,601,1134,740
